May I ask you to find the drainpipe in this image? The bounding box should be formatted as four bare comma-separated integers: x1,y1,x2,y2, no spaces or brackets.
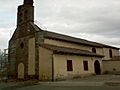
52,54,54,82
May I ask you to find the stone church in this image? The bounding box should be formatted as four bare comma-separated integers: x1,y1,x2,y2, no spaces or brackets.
8,0,119,81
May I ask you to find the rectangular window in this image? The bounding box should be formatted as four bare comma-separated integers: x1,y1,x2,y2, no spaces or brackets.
67,60,73,71
83,61,88,71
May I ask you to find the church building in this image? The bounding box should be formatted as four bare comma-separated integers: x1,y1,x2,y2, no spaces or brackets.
8,0,120,81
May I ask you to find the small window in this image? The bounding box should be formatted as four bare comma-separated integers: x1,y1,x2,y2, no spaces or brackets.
67,60,73,71
25,10,28,14
109,49,112,58
24,10,28,19
83,61,88,71
20,42,24,49
92,47,96,53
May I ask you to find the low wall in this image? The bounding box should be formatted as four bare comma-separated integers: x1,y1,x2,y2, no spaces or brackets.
102,60,120,74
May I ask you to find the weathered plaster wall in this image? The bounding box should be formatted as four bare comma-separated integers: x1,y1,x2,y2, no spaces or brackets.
96,48,103,56
28,38,35,75
44,38,119,60
18,63,24,79
53,54,102,80
112,49,119,57
102,60,120,73
39,47,53,81
103,48,119,60
44,39,103,55
44,39,92,51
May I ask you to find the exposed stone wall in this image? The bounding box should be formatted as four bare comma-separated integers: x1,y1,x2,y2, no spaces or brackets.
8,22,37,79
16,36,30,79
8,40,17,78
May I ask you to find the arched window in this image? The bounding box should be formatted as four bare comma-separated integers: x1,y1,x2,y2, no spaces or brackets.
92,47,96,53
109,49,112,58
24,10,28,20
20,42,24,49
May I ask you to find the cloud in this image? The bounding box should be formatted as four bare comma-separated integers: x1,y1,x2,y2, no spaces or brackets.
35,0,120,47
0,0,120,49
0,26,15,49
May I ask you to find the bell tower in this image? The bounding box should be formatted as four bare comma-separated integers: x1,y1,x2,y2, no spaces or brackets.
8,0,36,80
17,0,34,26
24,0,33,5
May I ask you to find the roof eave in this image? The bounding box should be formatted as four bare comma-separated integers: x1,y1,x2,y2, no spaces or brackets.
53,51,104,58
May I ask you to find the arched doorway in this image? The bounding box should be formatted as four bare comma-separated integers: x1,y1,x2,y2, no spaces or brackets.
94,60,101,75
18,63,24,79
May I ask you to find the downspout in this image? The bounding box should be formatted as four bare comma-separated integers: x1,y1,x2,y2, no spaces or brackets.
52,54,54,82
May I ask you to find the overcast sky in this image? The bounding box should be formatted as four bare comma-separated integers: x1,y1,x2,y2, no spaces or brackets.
0,0,120,49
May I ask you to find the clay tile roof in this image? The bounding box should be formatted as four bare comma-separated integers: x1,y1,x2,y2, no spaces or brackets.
33,23,119,49
40,44,104,57
43,31,102,47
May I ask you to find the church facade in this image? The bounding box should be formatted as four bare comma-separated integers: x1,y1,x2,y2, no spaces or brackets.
8,0,119,81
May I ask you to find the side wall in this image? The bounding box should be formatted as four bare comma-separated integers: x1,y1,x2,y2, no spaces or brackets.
102,60,120,74
103,48,119,60
39,47,53,81
45,38,119,60
53,54,102,80
44,38,103,55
